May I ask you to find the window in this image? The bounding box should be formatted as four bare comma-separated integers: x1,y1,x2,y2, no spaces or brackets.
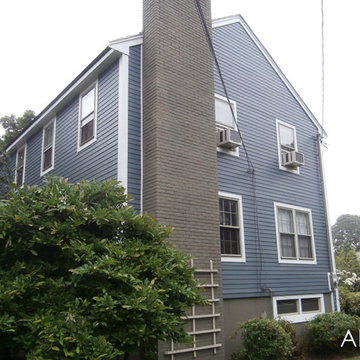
41,120,55,175
276,120,298,172
273,294,324,323
79,83,97,150
219,192,245,262
15,145,26,186
215,95,239,156
274,203,316,264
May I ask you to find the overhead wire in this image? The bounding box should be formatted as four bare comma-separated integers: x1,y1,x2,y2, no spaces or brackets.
193,0,264,292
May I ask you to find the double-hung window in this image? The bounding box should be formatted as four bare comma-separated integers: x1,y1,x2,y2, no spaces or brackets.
276,120,298,172
273,294,324,323
219,192,245,262
15,145,26,186
41,120,55,175
275,203,316,264
79,83,97,149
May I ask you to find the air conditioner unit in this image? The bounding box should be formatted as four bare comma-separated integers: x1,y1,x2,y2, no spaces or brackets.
282,151,305,168
217,128,242,149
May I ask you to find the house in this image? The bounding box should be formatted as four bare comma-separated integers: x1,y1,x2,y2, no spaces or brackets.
5,1,338,359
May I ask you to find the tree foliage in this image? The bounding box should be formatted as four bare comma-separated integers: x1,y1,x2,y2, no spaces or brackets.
332,214,360,252
0,110,35,197
0,177,204,359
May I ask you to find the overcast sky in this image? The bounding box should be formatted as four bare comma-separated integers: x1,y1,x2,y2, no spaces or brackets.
0,0,359,224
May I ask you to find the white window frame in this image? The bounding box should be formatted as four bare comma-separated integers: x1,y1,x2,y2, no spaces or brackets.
219,191,245,262
215,94,239,157
276,119,299,174
78,81,98,151
40,118,56,176
274,202,316,264
15,144,26,187
273,294,325,323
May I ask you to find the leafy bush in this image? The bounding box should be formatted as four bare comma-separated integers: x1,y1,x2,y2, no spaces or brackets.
232,318,295,360
0,177,204,359
305,312,360,353
340,288,360,316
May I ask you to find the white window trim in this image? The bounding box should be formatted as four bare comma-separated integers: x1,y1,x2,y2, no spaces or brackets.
77,81,98,152
219,191,245,262
276,119,299,174
40,118,56,177
273,294,325,323
15,143,27,187
274,202,317,265
215,94,239,157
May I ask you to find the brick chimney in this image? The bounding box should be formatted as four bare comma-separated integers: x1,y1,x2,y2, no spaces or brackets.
143,0,225,359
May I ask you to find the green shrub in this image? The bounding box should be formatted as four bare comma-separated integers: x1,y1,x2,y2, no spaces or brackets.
0,177,205,359
232,318,295,360
306,312,360,353
340,287,360,316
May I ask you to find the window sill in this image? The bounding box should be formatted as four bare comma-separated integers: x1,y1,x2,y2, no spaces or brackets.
221,256,245,263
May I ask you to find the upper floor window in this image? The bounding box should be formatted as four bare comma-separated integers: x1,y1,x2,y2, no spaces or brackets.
215,95,240,156
219,192,245,262
276,120,300,173
274,203,316,264
79,83,97,150
41,119,55,175
15,145,26,186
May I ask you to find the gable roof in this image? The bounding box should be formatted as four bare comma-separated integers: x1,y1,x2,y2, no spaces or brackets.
213,14,327,137
6,15,325,153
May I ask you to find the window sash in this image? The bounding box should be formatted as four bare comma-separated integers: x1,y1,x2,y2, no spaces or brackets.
277,299,299,315
279,123,295,151
220,197,241,256
215,97,235,128
277,207,313,261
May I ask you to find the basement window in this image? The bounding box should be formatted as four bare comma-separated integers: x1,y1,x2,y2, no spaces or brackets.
273,294,324,323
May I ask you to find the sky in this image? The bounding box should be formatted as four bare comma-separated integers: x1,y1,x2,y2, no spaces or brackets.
0,0,359,225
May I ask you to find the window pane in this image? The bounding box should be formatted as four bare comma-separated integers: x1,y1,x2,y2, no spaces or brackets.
299,235,313,258
17,149,24,167
44,124,53,149
16,167,23,186
279,124,295,150
277,299,298,315
215,97,235,128
280,234,296,258
220,227,240,255
43,148,52,171
219,198,238,226
81,120,94,145
296,211,310,235
278,208,293,233
81,88,95,119
301,298,319,312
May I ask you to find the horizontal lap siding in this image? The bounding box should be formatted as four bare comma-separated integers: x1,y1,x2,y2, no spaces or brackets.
21,60,119,186
214,22,331,299
127,45,142,212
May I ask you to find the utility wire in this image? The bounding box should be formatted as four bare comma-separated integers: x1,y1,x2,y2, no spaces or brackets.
321,0,325,138
193,0,254,173
194,0,264,292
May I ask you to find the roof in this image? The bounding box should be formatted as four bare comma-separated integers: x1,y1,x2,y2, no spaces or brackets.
6,16,326,152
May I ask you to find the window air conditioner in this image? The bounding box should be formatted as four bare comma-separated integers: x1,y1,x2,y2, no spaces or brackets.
217,128,242,149
282,151,305,168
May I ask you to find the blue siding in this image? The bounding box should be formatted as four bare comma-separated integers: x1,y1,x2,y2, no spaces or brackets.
20,59,119,186
127,45,142,212
213,22,331,299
